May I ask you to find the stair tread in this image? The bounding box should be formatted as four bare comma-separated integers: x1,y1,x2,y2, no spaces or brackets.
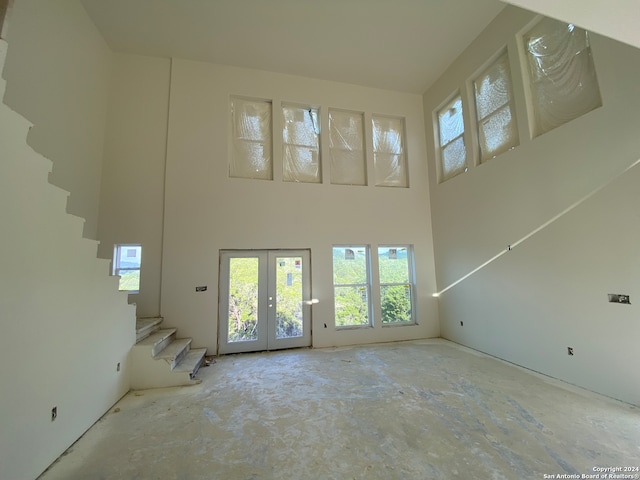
173,348,207,374
136,328,176,347
156,337,192,360
136,317,163,333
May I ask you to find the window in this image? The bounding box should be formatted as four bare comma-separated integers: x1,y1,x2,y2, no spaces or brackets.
230,97,273,180
372,115,408,187
282,105,321,183
437,94,466,182
332,246,371,327
329,109,366,186
378,246,415,324
523,18,602,137
473,51,519,162
113,244,142,292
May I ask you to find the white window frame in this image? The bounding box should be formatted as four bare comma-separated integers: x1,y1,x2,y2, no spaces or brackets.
113,244,142,293
328,109,367,186
377,245,416,326
230,96,273,180
332,245,372,329
471,49,519,163
436,92,467,183
371,114,408,187
282,103,322,183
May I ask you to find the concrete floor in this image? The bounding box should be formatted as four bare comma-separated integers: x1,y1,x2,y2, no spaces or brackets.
39,339,639,480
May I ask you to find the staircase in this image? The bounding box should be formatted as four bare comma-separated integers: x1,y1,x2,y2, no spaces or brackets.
131,317,207,390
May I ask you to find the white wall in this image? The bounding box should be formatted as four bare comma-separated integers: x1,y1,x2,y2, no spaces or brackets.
0,24,135,480
423,6,640,406
505,0,640,51
96,58,439,353
97,53,171,317
2,0,111,239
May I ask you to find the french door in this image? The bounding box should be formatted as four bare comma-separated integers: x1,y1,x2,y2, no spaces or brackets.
218,250,311,354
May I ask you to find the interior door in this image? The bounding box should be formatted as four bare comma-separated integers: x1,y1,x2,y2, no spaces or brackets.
218,250,311,354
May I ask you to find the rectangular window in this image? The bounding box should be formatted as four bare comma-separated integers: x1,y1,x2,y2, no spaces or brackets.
523,18,602,137
372,115,408,187
473,51,519,162
230,97,273,180
437,94,466,182
378,246,415,324
329,109,366,186
282,105,321,183
113,244,142,292
333,246,371,327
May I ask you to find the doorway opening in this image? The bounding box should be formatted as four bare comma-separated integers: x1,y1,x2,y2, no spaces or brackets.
218,249,311,354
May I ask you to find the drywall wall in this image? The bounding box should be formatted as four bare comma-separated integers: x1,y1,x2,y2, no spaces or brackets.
423,6,640,406
505,0,640,50
2,0,111,239
97,53,171,317
155,59,438,352
0,36,135,480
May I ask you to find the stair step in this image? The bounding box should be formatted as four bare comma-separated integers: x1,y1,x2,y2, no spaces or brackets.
157,338,192,369
136,328,176,356
135,317,163,342
174,348,207,379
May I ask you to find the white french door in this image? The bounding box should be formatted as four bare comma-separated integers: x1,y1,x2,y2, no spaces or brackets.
218,250,311,354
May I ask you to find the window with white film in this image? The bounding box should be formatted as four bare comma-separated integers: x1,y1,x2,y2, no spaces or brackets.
329,109,366,186
437,95,466,182
378,246,415,324
372,115,408,187
282,105,321,183
230,97,273,180
473,51,519,162
113,244,142,292
332,246,371,328
523,18,602,137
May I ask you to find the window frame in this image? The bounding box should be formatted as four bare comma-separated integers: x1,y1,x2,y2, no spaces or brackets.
282,103,322,184
435,92,467,183
328,108,367,186
371,114,408,188
377,245,416,326
229,96,273,180
332,245,373,329
113,244,142,293
471,48,519,163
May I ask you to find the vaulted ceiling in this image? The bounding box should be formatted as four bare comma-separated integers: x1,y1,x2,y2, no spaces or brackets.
81,0,506,94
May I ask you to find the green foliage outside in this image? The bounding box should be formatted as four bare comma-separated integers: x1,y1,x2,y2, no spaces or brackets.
118,270,140,292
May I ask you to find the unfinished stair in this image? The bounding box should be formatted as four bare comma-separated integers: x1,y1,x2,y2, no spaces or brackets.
131,317,206,389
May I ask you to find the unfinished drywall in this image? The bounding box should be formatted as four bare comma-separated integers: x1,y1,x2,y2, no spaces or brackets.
97,53,171,317
0,34,135,480
155,60,438,352
2,0,111,239
423,6,640,406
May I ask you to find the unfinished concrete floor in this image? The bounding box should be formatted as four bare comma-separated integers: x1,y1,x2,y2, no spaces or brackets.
39,340,639,479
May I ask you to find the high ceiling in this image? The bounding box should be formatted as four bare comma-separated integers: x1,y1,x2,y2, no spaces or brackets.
81,0,507,94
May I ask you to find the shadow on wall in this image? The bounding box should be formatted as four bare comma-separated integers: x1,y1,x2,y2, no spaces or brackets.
0,0,10,39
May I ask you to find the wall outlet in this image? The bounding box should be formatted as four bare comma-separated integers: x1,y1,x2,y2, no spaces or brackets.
460,321,464,326
51,406,57,422
608,293,630,304
116,362,120,372
567,347,574,356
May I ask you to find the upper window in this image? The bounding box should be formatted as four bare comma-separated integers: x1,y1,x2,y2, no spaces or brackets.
282,105,321,183
332,246,371,328
329,109,366,186
230,97,273,180
372,115,408,187
437,94,466,182
378,246,415,325
473,51,519,162
113,244,141,292
523,18,602,137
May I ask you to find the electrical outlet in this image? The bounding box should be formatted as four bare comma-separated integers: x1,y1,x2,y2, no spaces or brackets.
117,362,120,372
51,406,57,422
460,321,464,326
567,347,574,356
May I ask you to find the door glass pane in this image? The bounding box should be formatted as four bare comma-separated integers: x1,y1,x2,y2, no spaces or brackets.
227,257,259,342
275,257,303,339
